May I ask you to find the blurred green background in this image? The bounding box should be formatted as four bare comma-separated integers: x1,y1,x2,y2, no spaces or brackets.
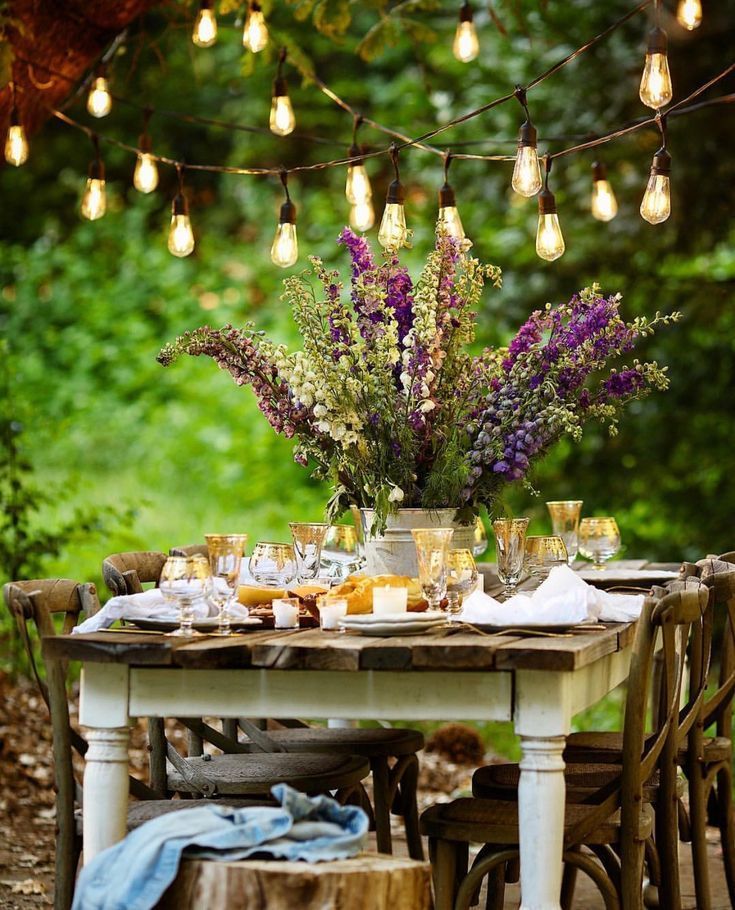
1,0,734,665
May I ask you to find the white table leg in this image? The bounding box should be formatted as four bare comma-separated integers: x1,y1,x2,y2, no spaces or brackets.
82,728,130,863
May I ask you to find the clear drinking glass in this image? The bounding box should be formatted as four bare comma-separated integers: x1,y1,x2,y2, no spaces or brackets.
321,524,362,580
578,517,621,569
205,534,248,635
492,517,530,597
411,528,454,612
446,548,479,613
249,541,297,587
546,500,583,563
289,522,329,582
524,535,568,588
473,517,488,558
159,554,211,637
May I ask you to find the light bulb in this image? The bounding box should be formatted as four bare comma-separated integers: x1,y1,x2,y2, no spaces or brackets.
133,152,159,194
5,123,28,167
243,4,269,52
639,28,672,109
677,0,702,30
511,121,542,197
453,21,479,63
437,180,467,243
192,2,217,47
345,159,372,205
590,162,618,222
640,148,671,224
350,200,375,232
536,187,565,261
270,90,295,137
378,203,408,250
81,178,106,221
87,75,112,118
271,223,298,267
168,193,195,257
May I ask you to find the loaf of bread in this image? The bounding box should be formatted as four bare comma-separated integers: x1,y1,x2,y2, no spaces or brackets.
329,574,428,614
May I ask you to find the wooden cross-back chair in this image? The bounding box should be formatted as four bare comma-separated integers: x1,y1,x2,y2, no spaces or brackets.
420,585,708,910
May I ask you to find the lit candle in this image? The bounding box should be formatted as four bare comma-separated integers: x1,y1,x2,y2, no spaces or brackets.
372,586,408,615
272,597,300,629
318,596,348,630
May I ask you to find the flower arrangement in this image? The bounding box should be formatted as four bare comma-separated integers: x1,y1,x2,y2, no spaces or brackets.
158,229,679,531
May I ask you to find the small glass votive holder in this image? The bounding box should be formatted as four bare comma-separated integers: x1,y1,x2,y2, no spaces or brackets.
372,586,408,615
318,596,348,630
272,597,300,629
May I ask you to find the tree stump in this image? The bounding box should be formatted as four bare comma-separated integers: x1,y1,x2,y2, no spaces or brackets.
157,854,431,910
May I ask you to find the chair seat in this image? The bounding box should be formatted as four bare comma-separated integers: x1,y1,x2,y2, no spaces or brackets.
567,731,732,768
420,797,653,847
677,735,731,765
167,752,370,796
75,798,267,835
246,727,425,758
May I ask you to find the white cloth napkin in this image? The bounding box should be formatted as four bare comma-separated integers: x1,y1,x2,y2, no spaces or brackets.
454,564,645,627
73,581,251,635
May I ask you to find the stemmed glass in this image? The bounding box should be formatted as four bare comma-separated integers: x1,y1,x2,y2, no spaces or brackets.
321,524,362,580
411,528,454,612
446,548,479,613
205,534,248,635
289,522,329,582
159,554,211,637
546,500,583,564
578,517,621,569
492,518,529,597
249,541,297,587
524,535,568,588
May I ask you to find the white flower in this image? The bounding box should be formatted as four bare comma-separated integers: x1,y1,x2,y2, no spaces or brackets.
313,404,328,418
400,371,411,389
388,485,404,503
419,399,436,413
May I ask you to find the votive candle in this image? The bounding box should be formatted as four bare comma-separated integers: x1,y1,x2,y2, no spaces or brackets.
372,586,408,615
272,597,300,629
318,597,348,630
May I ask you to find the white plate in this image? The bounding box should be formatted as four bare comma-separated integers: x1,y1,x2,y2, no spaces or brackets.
341,611,446,626
340,620,448,636
340,612,448,636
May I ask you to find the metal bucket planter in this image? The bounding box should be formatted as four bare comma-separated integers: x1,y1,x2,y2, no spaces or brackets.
359,508,475,577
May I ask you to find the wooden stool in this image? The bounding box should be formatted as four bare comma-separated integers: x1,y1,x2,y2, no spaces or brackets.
157,854,432,909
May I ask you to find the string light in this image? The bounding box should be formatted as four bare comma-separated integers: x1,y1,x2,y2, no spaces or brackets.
80,135,106,221
271,171,298,267
536,157,565,261
87,65,112,119
378,144,408,250
350,200,375,232
192,0,218,47
640,3,673,109
590,161,618,222
4,86,28,167
511,88,542,197
133,110,159,194
640,118,671,224
677,0,702,30
270,49,295,137
437,153,468,245
453,1,480,63
169,166,196,257
346,123,375,231
243,1,269,53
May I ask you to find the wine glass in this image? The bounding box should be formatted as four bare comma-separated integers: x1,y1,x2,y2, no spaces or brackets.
546,500,583,564
289,522,329,582
249,541,297,587
473,517,488,558
578,517,621,570
524,535,568,588
492,518,529,597
411,528,454,612
159,554,211,637
446,548,479,613
321,524,362,580
205,534,248,635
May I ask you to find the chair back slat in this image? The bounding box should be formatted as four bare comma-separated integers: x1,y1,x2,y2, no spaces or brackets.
102,551,167,596
170,544,209,558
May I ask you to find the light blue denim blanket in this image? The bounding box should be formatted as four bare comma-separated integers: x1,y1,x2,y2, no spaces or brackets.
72,784,369,910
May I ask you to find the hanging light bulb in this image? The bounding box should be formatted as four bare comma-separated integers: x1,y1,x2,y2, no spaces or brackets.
350,200,375,232
243,1,269,52
192,0,218,47
81,143,106,221
640,146,671,224
270,50,295,136
590,161,618,222
168,171,195,257
453,1,480,63
87,66,112,119
677,0,702,30
378,146,408,250
437,154,469,245
4,103,28,167
133,130,159,194
639,26,673,109
511,90,542,197
345,144,373,205
271,172,298,268
536,158,565,261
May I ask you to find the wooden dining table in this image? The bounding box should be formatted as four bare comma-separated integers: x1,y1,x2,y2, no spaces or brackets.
46,615,647,910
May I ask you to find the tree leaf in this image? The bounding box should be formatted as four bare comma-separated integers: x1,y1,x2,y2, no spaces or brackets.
356,17,401,61
313,0,351,39
397,16,437,45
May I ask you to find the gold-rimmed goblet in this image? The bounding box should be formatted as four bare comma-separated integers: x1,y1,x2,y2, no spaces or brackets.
446,548,479,613
492,517,529,597
289,522,329,582
205,533,248,635
578,517,621,570
524,535,568,588
546,500,583,564
411,528,454,612
322,524,362,580
248,541,297,587
159,554,211,637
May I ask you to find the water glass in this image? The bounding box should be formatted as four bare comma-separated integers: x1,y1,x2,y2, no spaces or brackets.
289,522,329,582
578,517,621,569
205,534,248,635
322,524,363,580
159,554,211,637
249,541,297,587
411,528,454,611
524,535,568,588
546,500,583,563
446,548,479,613
492,518,529,596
